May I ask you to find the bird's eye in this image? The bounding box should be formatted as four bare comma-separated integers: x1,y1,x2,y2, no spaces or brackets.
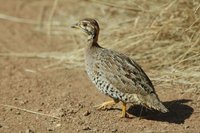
83,23,87,27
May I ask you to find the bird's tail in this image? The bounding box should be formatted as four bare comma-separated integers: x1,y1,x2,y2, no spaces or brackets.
139,93,169,113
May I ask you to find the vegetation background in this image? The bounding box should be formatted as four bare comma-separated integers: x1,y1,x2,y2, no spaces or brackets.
0,0,199,132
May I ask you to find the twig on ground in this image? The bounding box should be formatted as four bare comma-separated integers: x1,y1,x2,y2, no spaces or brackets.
0,104,60,119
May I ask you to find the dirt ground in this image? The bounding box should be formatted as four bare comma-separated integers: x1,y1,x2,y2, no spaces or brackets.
0,0,200,133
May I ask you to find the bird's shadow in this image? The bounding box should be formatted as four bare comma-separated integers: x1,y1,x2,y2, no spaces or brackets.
126,99,193,124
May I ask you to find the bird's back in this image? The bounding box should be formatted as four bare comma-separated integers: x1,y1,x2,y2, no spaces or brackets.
85,46,168,112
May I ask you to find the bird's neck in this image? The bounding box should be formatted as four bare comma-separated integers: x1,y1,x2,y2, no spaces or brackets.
87,34,100,48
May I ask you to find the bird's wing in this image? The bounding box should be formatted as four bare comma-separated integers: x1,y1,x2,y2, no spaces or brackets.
95,49,155,96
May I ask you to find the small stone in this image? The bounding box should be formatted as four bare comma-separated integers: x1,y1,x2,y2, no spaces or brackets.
16,111,21,115
111,129,117,132
8,108,13,111
59,111,67,117
55,123,61,127
54,108,66,117
82,126,91,130
13,97,18,100
76,103,84,108
25,129,34,133
68,109,75,114
92,128,98,132
185,125,190,129
37,109,43,112
47,127,54,131
83,110,90,116
19,100,28,105
0,124,2,128
78,121,84,125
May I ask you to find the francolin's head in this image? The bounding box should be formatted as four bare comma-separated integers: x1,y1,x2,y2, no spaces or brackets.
71,18,100,42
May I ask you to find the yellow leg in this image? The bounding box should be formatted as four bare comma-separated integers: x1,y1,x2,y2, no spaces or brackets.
121,102,128,118
94,99,118,109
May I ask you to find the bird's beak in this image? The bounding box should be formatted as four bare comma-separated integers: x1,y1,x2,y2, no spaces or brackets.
71,23,80,29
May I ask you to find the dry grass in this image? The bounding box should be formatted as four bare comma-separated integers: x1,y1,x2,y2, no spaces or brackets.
0,104,60,119
0,0,199,89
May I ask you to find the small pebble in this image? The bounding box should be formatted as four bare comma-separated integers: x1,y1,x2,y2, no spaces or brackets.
16,111,21,115
111,129,117,132
92,128,99,132
82,126,91,130
56,108,66,117
55,123,61,127
37,109,43,112
13,97,18,100
185,125,190,129
78,121,85,125
19,100,28,105
77,103,84,108
8,108,13,111
25,129,34,133
83,110,90,116
47,127,54,131
0,124,2,128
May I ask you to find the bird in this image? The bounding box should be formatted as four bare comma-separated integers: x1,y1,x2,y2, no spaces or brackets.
71,18,168,117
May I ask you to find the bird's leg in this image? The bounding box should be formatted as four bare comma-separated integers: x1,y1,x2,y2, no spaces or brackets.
94,99,118,110
121,102,129,118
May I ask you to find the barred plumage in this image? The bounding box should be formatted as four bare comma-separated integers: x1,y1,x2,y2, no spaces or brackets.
72,18,168,117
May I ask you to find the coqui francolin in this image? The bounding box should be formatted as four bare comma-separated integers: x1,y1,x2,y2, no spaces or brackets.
72,18,168,117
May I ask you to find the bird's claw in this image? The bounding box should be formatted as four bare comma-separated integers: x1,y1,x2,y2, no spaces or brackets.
94,104,107,110
94,100,117,110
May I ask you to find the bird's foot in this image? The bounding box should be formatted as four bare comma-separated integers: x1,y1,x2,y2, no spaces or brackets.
120,113,129,118
120,102,129,118
94,100,117,110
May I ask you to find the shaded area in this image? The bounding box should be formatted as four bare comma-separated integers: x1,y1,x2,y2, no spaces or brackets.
127,99,193,124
